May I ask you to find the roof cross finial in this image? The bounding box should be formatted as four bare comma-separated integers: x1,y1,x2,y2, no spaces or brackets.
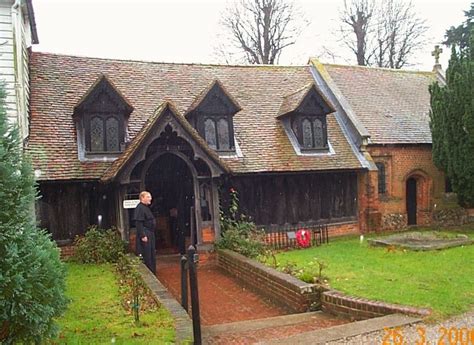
431,45,443,65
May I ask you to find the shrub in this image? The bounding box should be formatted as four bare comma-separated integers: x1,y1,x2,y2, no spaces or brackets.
116,253,157,322
216,188,266,258
73,226,126,264
297,259,328,284
217,223,266,258
276,259,328,284
0,84,68,344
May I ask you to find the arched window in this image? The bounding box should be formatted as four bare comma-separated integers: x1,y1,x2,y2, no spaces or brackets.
313,118,324,148
204,118,217,150
106,116,119,151
217,118,230,150
376,162,386,194
292,116,327,150
90,116,104,152
88,115,121,153
203,117,232,151
302,118,313,148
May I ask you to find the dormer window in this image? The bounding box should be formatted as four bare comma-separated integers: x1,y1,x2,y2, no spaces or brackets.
279,83,335,153
204,117,231,151
186,80,241,153
291,115,328,150
74,76,133,158
89,114,121,152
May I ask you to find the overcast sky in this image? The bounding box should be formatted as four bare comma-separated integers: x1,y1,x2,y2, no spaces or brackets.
32,0,471,70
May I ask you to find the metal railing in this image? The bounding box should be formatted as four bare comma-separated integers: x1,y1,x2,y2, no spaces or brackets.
263,224,329,249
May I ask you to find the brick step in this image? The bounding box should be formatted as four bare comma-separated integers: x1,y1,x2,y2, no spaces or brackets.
202,311,333,337
201,311,348,344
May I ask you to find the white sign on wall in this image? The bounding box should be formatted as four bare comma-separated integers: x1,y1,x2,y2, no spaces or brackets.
123,199,140,209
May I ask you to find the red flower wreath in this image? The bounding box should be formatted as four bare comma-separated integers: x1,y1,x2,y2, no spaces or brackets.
296,229,311,248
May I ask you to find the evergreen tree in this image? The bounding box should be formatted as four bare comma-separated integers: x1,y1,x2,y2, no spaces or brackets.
0,84,68,343
443,3,473,52
430,32,474,207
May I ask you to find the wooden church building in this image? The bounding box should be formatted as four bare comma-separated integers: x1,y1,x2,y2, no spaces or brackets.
24,50,456,251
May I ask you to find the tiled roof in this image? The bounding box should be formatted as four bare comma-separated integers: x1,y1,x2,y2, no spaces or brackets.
186,79,241,114
28,53,363,181
323,64,436,144
101,101,230,182
278,83,335,118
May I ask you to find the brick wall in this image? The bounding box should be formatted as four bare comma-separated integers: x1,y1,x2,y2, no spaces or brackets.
217,249,321,313
59,245,75,259
327,221,360,237
367,144,455,230
358,169,382,233
322,290,431,320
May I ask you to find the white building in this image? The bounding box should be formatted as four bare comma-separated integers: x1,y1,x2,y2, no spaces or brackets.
0,0,37,141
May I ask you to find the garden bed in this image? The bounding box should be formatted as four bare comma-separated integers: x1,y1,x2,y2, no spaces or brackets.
218,249,322,313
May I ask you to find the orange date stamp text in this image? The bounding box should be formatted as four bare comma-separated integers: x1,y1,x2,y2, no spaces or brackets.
382,326,474,345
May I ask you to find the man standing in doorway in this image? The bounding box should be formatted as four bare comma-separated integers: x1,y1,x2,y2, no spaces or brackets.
134,191,156,274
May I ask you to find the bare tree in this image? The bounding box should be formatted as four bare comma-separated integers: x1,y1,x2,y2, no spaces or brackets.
339,0,375,66
339,0,428,68
218,0,306,64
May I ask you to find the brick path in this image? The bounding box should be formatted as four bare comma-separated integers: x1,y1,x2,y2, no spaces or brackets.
156,254,287,325
156,254,349,344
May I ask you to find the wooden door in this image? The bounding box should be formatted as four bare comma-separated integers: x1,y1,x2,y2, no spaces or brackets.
406,178,417,225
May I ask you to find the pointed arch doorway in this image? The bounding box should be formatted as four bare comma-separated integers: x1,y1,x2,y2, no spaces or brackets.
108,104,228,251
144,153,195,254
406,177,417,225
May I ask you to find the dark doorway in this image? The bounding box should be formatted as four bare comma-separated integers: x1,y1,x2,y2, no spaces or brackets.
145,153,194,254
406,177,417,225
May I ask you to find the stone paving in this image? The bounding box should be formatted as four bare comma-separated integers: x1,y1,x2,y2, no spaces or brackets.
325,310,474,345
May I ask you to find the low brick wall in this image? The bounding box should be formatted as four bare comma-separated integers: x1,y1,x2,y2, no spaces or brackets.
327,221,360,237
138,264,193,344
322,290,431,320
59,245,75,259
217,249,321,313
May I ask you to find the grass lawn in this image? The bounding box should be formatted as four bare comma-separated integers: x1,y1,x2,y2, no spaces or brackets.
272,227,474,319
51,263,175,345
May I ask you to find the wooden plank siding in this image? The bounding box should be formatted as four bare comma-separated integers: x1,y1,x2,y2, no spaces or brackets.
37,182,117,241
16,7,31,140
0,4,17,128
0,1,32,140
223,172,358,229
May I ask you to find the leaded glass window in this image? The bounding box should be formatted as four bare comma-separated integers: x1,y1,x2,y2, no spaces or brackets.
106,117,119,151
293,116,327,150
204,118,217,150
88,114,123,153
376,162,386,194
77,77,131,156
217,118,230,150
313,118,324,148
90,116,104,151
302,118,313,148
